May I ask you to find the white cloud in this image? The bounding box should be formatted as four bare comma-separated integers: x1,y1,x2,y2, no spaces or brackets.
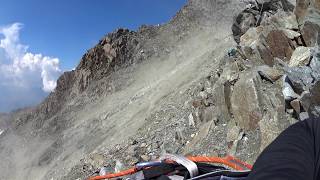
0,23,62,112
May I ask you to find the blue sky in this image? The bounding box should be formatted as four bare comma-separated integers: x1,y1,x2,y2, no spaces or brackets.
0,0,186,112
0,0,186,70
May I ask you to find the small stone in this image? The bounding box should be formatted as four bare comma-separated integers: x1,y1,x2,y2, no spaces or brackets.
287,108,294,114
140,143,147,148
115,160,124,173
243,136,249,142
131,140,138,145
175,130,184,142
127,145,137,155
192,100,202,108
199,91,208,99
99,167,112,176
140,155,149,162
227,125,240,143
299,112,309,121
188,113,195,127
203,98,214,107
290,99,301,114
289,46,312,67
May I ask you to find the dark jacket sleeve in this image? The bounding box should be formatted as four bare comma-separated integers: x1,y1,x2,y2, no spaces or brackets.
247,117,320,180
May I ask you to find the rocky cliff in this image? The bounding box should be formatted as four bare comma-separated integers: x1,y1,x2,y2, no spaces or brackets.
0,0,319,180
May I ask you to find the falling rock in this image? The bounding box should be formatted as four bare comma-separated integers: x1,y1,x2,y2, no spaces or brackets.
290,99,301,114
289,46,312,67
231,71,262,130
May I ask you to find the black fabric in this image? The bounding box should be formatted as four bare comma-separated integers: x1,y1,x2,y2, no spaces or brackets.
196,162,227,174
143,163,176,179
247,117,320,180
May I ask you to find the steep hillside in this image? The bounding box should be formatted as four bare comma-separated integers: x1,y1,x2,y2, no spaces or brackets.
0,0,319,180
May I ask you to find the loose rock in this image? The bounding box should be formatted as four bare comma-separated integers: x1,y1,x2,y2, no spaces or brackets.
289,46,312,67
281,29,301,39
257,65,283,82
282,81,299,101
290,99,301,114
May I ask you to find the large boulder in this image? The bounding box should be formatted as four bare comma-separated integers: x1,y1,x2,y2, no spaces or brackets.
231,71,262,130
265,30,295,62
301,20,320,47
